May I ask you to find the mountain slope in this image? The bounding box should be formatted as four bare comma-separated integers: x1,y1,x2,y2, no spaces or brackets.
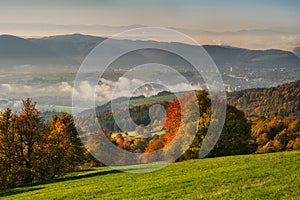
228,80,300,117
0,34,104,68
29,33,105,58
204,45,300,69
0,35,57,61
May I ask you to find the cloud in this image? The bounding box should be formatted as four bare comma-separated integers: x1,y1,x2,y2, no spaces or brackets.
0,82,67,100
78,81,95,99
0,77,203,109
73,77,203,105
0,84,13,92
58,82,73,93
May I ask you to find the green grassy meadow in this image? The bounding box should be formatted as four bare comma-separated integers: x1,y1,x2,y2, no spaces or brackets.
1,151,299,200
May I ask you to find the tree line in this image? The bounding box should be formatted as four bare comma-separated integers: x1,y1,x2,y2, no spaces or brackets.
0,99,94,189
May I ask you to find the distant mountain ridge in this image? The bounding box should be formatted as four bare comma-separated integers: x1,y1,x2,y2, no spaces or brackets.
0,34,57,59
1,33,300,90
0,34,104,68
203,45,300,69
0,33,300,71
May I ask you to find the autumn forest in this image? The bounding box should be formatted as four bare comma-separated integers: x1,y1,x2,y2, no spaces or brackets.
1,80,299,189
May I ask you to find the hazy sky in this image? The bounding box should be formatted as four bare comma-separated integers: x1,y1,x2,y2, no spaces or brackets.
0,0,299,50
1,0,299,31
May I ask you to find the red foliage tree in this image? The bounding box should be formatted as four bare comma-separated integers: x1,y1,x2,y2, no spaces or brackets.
163,93,194,146
145,137,165,153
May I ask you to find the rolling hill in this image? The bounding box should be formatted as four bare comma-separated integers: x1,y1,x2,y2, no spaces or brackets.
1,151,299,199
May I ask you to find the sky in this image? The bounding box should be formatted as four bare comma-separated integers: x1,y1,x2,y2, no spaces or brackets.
1,0,299,31
0,0,300,49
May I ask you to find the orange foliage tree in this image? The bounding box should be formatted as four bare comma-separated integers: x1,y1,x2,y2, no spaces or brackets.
163,93,196,147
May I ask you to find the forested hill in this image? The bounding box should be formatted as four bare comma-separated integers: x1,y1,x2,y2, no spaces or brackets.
227,80,300,117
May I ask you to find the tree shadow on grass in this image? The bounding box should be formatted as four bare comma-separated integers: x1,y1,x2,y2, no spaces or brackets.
56,168,121,183
0,187,43,198
0,168,121,197
29,168,121,186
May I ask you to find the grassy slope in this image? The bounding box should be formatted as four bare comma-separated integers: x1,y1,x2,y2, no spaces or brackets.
1,151,300,200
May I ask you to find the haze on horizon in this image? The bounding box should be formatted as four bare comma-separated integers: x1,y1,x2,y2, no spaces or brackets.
0,0,300,50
